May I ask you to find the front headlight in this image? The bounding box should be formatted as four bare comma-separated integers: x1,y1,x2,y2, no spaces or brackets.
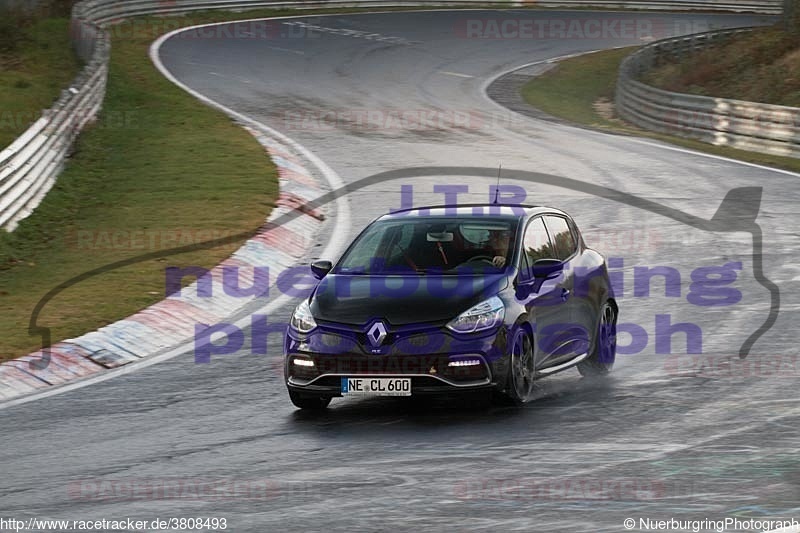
290,300,317,333
446,296,505,334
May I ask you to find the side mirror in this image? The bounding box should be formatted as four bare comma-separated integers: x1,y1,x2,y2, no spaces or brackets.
310,260,333,280
531,258,563,279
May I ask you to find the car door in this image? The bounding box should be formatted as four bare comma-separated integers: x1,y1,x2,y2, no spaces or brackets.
515,216,574,369
561,217,600,355
542,214,583,363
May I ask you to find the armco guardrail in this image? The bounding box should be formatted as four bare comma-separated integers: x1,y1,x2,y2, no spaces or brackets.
0,23,108,231
72,0,785,23
616,28,800,158
0,0,785,231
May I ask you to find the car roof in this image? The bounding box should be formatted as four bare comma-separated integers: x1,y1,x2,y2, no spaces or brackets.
378,203,568,220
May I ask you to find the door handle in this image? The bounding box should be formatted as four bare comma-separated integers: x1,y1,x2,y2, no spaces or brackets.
561,288,570,301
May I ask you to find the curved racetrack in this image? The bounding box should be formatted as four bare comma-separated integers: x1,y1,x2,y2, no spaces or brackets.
2,10,799,532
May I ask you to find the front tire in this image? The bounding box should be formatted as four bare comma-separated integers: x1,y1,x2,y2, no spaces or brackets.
289,390,332,410
578,301,617,377
496,328,535,405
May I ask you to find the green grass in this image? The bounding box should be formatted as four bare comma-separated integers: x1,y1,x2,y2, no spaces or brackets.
520,46,800,174
520,47,635,129
0,16,81,150
641,27,800,107
0,15,282,359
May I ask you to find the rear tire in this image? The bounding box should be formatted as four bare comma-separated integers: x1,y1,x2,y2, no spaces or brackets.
578,302,617,377
289,390,332,410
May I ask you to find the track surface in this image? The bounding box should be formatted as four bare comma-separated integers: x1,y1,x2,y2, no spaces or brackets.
2,10,799,533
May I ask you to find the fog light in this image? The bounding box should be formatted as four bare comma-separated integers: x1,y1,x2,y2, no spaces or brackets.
293,358,315,367
448,359,482,367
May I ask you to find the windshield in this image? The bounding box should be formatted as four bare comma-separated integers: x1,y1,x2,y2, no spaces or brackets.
334,217,518,275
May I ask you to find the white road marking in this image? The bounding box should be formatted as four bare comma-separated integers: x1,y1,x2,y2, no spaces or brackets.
267,46,305,56
282,20,420,45
209,71,252,85
439,70,473,78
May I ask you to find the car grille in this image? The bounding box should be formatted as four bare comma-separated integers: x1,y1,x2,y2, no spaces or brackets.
288,353,490,383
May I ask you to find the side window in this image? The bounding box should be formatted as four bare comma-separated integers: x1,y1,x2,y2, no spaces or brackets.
544,216,577,261
567,218,583,250
522,217,555,277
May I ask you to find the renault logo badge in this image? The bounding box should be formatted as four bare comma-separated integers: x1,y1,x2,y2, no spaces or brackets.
367,321,388,347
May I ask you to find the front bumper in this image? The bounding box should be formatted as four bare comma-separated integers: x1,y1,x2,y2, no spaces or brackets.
286,353,498,396
285,354,506,396
284,321,511,396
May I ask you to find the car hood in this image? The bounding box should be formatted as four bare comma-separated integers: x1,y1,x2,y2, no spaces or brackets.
310,273,509,326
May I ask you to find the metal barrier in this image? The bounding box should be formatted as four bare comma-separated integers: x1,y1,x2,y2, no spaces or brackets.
0,0,786,230
73,0,786,23
616,28,800,158
0,19,108,231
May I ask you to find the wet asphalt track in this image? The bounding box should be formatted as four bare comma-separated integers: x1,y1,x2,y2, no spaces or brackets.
2,9,800,533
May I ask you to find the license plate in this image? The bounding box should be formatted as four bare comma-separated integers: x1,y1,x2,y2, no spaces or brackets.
341,377,411,396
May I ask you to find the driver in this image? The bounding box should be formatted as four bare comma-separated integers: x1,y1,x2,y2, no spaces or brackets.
488,229,510,267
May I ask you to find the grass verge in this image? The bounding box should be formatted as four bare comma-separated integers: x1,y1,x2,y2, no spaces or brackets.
0,16,81,150
520,46,800,174
0,14,291,359
642,27,800,107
